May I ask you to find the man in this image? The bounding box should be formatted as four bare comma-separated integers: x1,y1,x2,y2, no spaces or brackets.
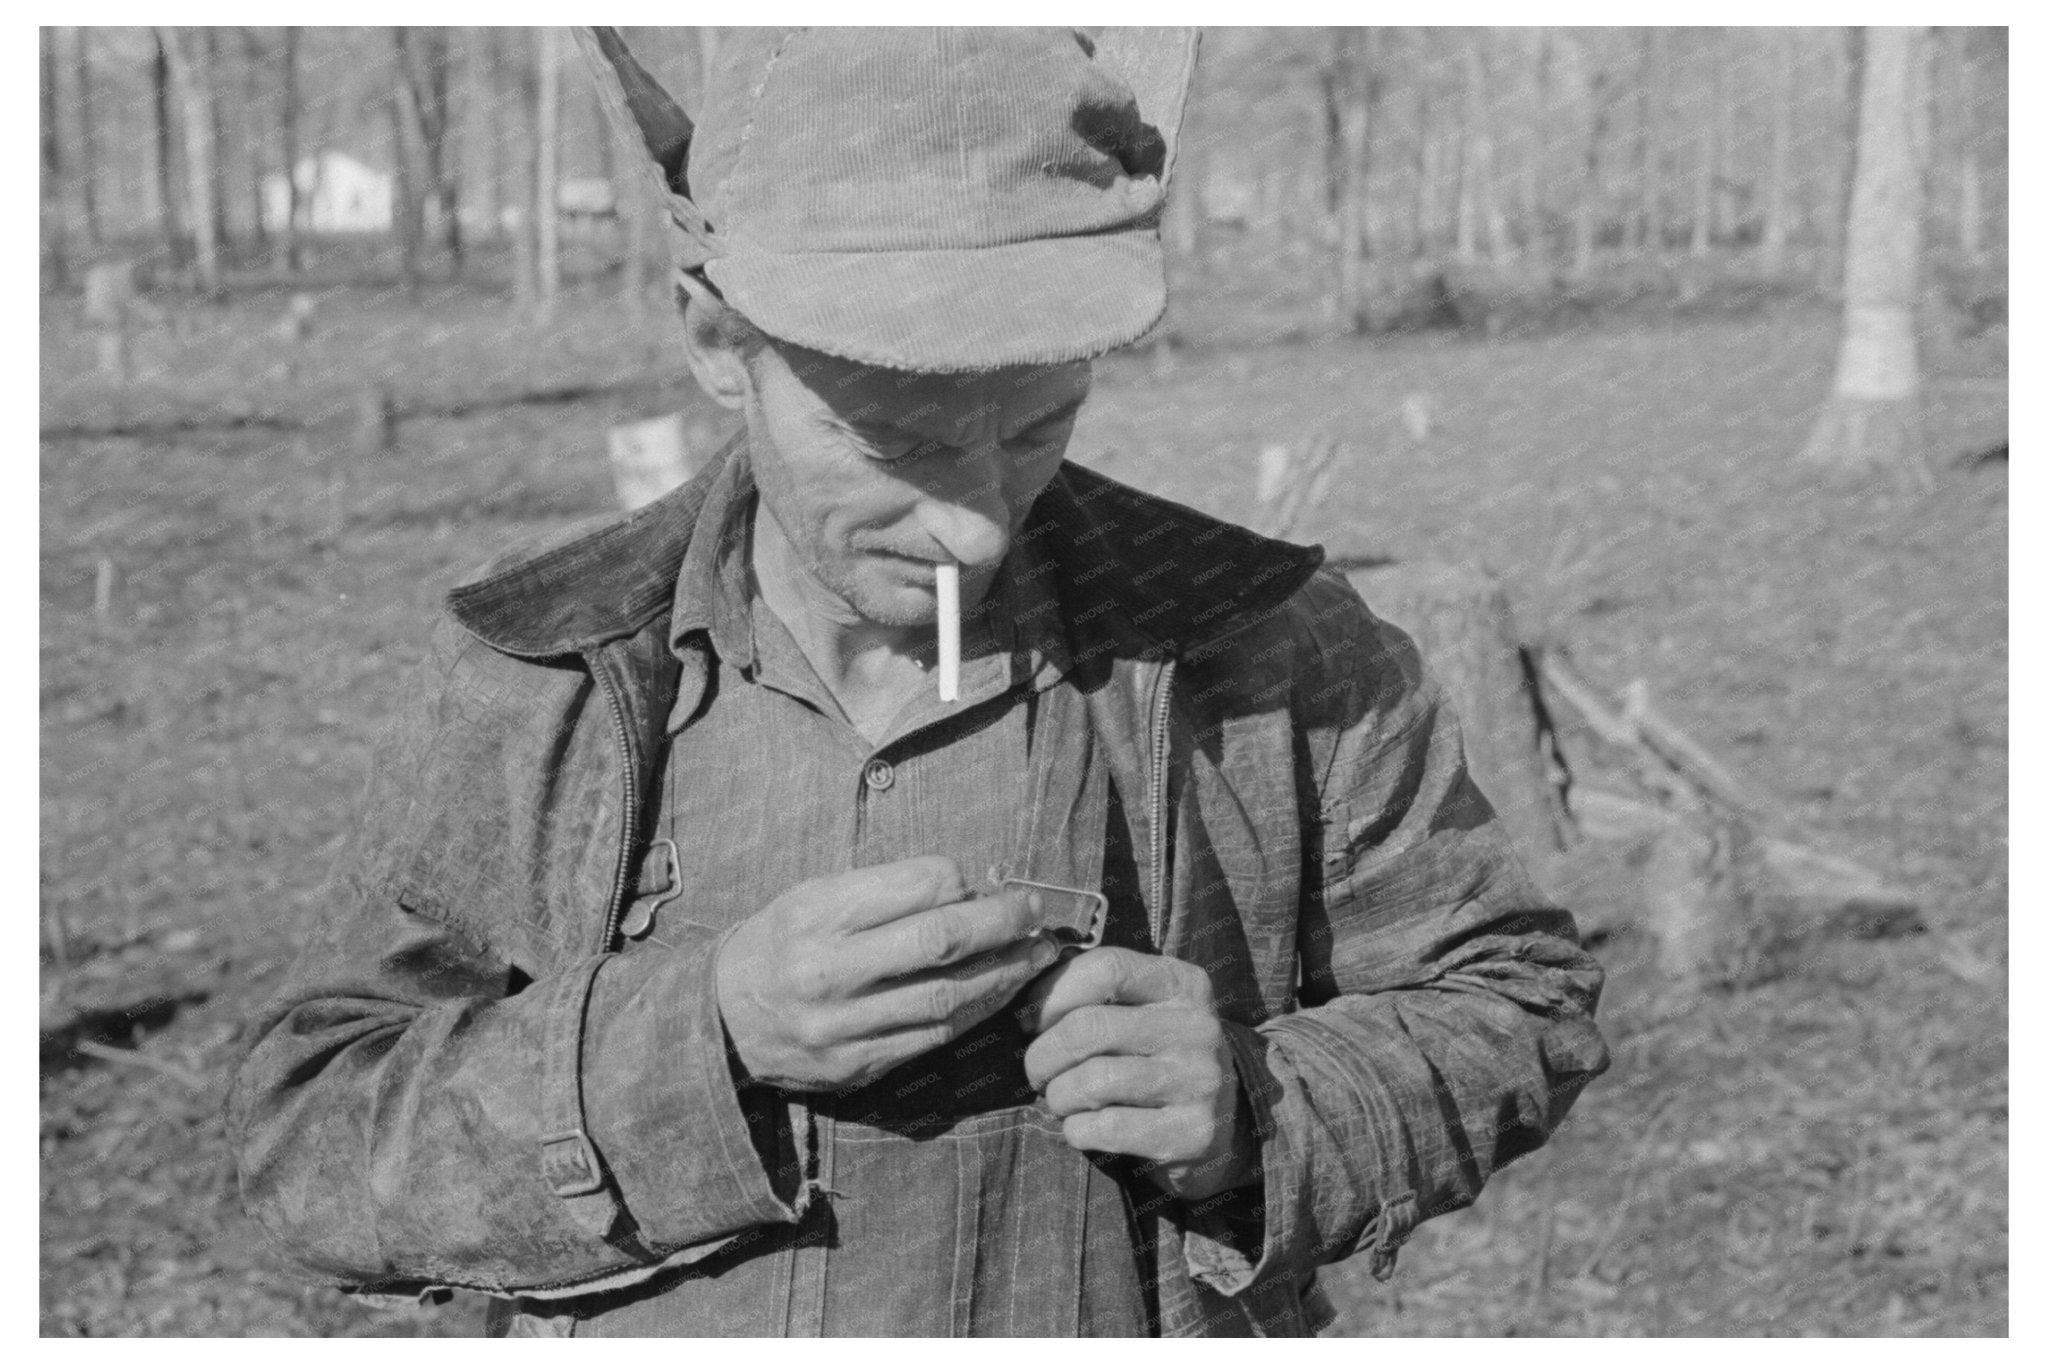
228,28,1608,1337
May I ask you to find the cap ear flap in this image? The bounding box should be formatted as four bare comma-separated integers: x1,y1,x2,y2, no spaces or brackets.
573,26,694,199
1091,27,1200,191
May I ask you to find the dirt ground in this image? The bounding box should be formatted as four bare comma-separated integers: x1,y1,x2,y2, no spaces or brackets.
39,282,2006,1336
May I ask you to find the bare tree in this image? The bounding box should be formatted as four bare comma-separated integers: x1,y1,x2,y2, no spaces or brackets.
1408,28,1437,257
279,26,304,272
461,29,502,245
396,26,463,271
1946,27,1985,257
1817,27,1864,282
1710,28,1740,242
1571,41,1611,278
237,29,269,254
41,26,68,288
1634,27,1666,252
1454,31,1509,264
157,28,220,291
1519,28,1553,258
1689,33,1718,257
1759,27,1796,272
534,26,563,316
203,29,231,256
1799,26,1934,491
1322,27,1379,326
502,29,539,307
71,27,102,248
153,30,188,271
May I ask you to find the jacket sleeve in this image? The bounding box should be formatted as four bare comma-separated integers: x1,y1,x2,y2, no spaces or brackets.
226,621,809,1302
1182,572,1610,1295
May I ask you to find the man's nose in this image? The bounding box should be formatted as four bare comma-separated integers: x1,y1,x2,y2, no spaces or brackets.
911,433,1023,568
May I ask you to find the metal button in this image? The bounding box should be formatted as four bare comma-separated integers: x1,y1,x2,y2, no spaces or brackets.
863,759,895,791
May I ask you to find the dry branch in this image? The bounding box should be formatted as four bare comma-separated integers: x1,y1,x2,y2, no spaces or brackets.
71,1038,210,1092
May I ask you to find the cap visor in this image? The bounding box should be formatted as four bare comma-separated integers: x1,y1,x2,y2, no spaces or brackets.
704,232,1165,373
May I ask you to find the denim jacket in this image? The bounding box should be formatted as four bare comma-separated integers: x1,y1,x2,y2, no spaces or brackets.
226,445,1609,1337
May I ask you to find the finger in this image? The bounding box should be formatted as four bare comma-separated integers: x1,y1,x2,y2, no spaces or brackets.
823,855,969,931
1022,1003,1183,1091
1042,1055,1186,1117
840,935,1063,1037
1018,948,1204,1034
848,888,1047,985
1059,1105,1196,1164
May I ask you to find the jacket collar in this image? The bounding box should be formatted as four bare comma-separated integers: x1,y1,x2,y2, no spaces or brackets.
446,433,1326,663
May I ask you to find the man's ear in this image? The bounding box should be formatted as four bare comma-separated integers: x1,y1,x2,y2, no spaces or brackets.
675,272,753,412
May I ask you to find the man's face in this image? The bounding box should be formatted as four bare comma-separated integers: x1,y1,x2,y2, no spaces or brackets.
742,340,1092,629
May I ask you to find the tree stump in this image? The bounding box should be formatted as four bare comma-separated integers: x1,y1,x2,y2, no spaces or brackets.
1347,561,1574,881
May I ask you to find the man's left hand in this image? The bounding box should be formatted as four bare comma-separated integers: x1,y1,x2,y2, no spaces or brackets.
1018,948,1257,1203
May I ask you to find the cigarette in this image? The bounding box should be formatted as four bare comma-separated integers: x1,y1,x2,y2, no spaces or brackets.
935,561,960,703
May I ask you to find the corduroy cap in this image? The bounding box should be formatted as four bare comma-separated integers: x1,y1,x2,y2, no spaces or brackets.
578,27,1198,373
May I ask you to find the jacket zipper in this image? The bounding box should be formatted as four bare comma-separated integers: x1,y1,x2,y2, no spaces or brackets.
585,652,639,952
1147,657,1177,949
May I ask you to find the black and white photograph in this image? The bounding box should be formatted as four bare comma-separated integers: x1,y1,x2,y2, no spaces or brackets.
37,21,2009,1338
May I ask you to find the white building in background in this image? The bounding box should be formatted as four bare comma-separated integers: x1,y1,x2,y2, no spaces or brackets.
261,153,393,235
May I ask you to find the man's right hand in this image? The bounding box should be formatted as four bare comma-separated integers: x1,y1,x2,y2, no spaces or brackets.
713,855,1059,1093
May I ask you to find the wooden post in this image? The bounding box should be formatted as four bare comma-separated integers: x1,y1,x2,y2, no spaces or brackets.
607,412,699,509
1347,561,1574,878
353,385,396,455
84,260,137,381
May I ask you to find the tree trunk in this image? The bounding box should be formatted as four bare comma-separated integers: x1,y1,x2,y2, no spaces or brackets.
41,26,67,289
237,29,268,254
1710,29,1739,243
157,28,219,292
1409,29,1434,257
396,27,462,272
598,42,650,316
463,28,500,246
1461,33,1511,266
1454,36,1481,263
72,27,101,248
1689,73,1715,255
1948,27,1984,257
389,30,423,297
152,31,187,271
280,26,303,272
1634,27,1664,252
534,26,563,317
1819,27,1864,284
203,28,232,259
505,29,539,308
1347,561,1574,884
1799,26,1934,492
1759,27,1796,272
1520,28,1551,257
1326,27,1378,327
1572,62,1609,279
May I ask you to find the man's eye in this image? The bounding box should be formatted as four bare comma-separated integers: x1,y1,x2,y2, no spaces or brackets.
865,435,937,463
1007,415,1076,448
